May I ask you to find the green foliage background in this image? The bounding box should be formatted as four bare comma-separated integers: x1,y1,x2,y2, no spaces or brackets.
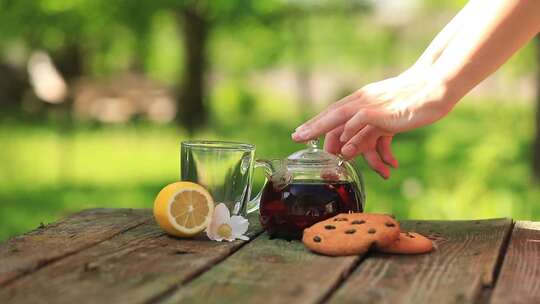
0,0,538,240
2,98,539,241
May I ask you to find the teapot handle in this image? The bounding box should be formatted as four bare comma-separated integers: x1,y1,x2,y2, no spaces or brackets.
246,159,293,214
340,156,366,210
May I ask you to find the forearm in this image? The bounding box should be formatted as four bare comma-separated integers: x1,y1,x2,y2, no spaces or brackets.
411,0,483,71
430,0,540,104
294,0,540,164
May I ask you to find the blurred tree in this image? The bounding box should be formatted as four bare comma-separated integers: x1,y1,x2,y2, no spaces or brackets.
0,0,163,106
534,34,540,181
0,63,28,112
177,3,209,133
0,0,372,129
175,0,370,131
175,0,289,132
290,14,313,114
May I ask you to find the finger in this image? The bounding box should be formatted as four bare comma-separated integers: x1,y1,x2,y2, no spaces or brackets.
296,91,360,131
376,136,399,168
339,111,368,143
363,150,390,179
341,125,382,159
292,105,356,142
300,107,384,143
324,125,345,155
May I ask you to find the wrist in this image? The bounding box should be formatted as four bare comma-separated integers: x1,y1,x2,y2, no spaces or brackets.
432,70,465,110
412,66,462,110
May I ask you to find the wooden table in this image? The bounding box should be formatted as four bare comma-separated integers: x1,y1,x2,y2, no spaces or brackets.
0,209,538,304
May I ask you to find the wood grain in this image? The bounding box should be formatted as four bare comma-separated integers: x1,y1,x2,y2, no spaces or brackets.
160,234,362,304
327,219,512,304
0,213,262,304
0,208,150,286
490,221,540,304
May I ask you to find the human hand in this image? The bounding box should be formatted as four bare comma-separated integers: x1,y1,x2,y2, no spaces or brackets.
292,71,455,177
323,124,398,179
290,0,540,178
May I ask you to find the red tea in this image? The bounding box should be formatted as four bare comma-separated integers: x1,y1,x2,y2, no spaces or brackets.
259,179,362,240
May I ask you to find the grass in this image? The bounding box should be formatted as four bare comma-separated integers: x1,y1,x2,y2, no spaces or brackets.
1,97,539,241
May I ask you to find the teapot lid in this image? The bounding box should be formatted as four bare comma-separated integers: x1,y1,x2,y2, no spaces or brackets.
287,139,341,167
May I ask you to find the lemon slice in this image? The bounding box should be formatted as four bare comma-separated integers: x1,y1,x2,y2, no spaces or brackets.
153,181,214,237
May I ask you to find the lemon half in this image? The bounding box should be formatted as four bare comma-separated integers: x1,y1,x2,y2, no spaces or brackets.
153,181,214,237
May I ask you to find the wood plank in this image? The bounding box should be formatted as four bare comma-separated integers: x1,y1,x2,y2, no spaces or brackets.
327,219,512,304
0,214,262,304
0,208,150,286
490,221,540,304
159,234,362,304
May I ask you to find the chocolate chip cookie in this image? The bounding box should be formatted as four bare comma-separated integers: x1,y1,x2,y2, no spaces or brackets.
302,213,400,256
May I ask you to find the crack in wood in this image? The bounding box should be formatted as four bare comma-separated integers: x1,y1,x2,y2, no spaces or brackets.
143,230,265,304
171,250,193,255
322,219,512,304
317,253,368,304
83,262,100,272
474,220,515,304
1,212,524,304
0,219,150,288
489,221,540,304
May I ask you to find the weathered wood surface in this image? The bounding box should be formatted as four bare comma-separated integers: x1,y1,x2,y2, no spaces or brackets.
161,234,361,304
327,219,512,304
0,208,150,286
1,209,532,304
491,221,540,304
0,213,262,304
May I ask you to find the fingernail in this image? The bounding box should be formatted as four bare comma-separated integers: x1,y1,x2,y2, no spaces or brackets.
339,134,348,143
342,144,355,158
292,128,310,141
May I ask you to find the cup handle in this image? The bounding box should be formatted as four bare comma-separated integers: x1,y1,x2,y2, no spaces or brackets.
246,160,269,214
246,184,263,214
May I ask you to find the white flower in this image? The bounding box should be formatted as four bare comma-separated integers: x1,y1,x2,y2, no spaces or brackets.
206,203,249,242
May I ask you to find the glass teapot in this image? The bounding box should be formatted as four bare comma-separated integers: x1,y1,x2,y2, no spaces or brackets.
250,139,366,240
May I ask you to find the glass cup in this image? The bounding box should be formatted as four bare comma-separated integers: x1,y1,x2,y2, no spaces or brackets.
180,140,257,216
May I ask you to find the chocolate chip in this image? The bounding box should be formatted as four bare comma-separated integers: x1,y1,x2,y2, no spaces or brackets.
385,222,396,227
351,220,365,225
368,228,376,234
405,232,415,238
324,225,336,230
313,236,322,242
334,218,348,222
345,229,356,234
